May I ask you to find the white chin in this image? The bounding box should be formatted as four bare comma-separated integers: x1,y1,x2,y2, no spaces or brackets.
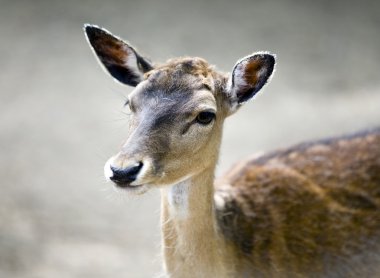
118,184,150,195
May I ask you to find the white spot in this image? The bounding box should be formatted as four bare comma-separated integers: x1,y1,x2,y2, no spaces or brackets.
138,158,151,179
104,156,115,181
213,194,226,210
164,175,192,219
123,46,143,81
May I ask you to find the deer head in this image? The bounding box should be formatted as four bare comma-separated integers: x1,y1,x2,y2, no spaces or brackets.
84,25,275,194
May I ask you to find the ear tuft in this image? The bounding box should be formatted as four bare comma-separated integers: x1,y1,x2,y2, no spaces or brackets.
83,24,153,86
228,52,276,105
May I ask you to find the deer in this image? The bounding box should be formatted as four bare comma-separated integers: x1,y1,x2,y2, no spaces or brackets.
84,24,380,278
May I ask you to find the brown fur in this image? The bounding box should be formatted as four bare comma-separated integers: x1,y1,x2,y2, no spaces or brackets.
85,27,380,277
144,57,223,95
121,58,380,277
216,129,380,277
123,59,380,277
87,28,129,66
243,59,261,85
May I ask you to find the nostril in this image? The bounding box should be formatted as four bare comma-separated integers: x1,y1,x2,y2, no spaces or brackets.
127,162,143,176
110,162,143,184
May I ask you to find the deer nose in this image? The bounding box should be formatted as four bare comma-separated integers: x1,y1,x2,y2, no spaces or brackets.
110,162,143,185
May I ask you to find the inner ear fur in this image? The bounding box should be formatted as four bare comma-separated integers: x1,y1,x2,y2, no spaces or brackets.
228,52,276,105
84,24,153,86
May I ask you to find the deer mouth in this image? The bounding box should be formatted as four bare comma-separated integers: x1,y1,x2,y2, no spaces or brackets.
114,181,141,189
114,182,149,194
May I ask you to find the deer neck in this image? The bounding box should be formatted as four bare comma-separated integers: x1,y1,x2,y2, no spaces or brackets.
160,166,229,277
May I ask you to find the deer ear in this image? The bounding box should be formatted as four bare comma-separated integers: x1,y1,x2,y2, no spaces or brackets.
84,24,154,86
226,52,275,111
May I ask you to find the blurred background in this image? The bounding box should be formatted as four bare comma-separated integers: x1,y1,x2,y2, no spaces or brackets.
1,0,379,277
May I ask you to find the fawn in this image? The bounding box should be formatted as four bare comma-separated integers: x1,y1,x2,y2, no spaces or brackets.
84,25,380,278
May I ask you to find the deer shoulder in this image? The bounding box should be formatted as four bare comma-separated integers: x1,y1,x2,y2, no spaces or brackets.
216,129,380,277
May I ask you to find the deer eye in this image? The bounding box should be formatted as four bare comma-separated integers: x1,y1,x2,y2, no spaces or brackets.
196,111,216,125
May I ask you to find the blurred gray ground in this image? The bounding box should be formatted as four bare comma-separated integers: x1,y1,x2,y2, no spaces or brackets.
0,0,379,277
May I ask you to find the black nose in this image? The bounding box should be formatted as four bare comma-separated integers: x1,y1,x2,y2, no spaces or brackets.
110,162,143,184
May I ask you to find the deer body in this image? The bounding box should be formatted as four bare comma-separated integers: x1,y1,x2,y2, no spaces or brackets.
217,130,380,277
85,25,380,277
